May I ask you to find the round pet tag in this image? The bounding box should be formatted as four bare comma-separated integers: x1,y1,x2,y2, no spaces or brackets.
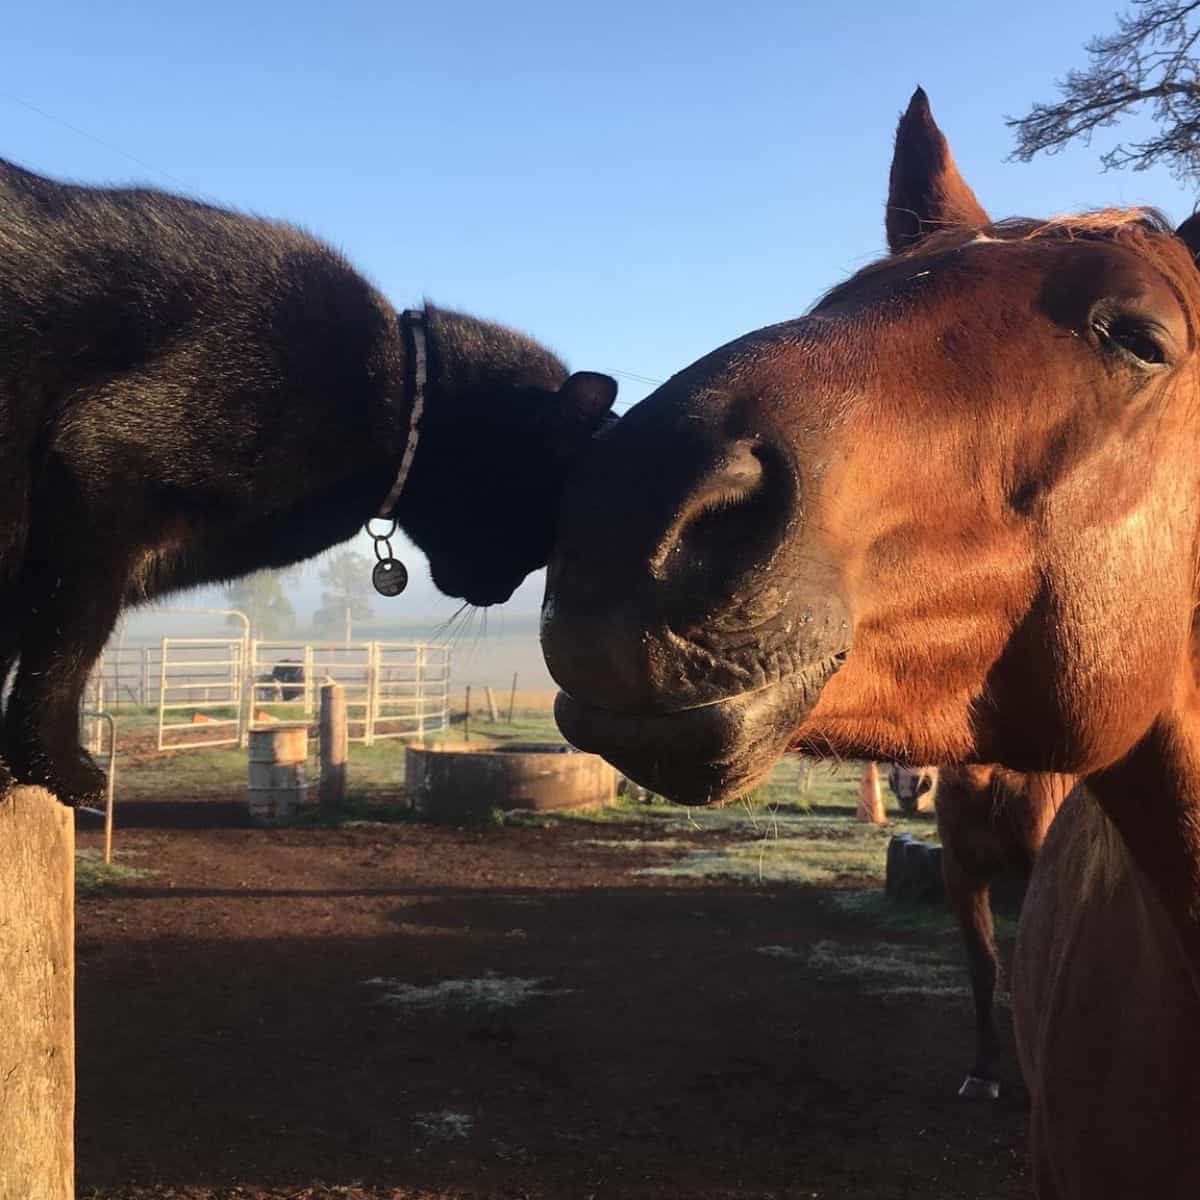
372,558,409,597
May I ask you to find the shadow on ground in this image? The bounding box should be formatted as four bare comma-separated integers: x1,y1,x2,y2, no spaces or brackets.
76,816,1028,1200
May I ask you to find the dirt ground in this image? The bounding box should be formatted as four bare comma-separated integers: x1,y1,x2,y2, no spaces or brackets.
75,793,1030,1200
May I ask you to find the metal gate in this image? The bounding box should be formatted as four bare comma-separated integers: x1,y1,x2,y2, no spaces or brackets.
371,642,451,741
147,637,448,751
250,640,450,744
156,637,247,750
88,645,162,708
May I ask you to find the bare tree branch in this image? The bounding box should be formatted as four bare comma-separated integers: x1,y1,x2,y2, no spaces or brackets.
1008,1,1200,185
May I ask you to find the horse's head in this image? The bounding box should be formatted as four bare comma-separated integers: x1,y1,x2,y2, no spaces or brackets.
543,89,1200,803
887,765,938,816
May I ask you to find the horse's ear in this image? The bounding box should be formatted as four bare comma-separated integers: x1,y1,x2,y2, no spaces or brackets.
886,88,990,254
1176,212,1200,265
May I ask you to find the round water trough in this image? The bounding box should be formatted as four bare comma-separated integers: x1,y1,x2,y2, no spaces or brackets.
405,741,615,820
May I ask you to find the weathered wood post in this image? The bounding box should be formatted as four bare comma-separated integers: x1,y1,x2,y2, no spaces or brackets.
319,683,347,810
0,787,75,1200
856,761,887,825
507,672,518,724
485,686,499,723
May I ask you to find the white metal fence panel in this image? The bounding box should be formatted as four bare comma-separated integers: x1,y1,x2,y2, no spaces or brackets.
91,645,162,708
250,640,450,745
371,642,451,741
84,646,164,709
82,635,449,753
156,637,246,750
252,641,371,740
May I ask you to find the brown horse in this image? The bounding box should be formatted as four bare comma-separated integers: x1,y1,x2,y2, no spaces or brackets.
1014,785,1200,1196
886,763,938,814
543,89,1200,1197
935,767,1072,1099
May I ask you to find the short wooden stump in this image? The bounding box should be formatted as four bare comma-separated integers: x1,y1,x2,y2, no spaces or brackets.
247,724,311,823
885,833,944,903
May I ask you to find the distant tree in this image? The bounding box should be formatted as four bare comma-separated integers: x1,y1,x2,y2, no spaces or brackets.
1009,1,1200,185
226,571,298,640
312,550,374,640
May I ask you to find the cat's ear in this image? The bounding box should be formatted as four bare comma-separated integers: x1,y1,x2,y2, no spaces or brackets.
556,372,618,428
1176,212,1200,263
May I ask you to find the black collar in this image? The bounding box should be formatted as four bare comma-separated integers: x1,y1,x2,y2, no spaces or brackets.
376,308,428,519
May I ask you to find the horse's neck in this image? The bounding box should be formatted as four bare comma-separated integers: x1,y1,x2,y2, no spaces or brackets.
1089,682,1200,983
1024,772,1074,851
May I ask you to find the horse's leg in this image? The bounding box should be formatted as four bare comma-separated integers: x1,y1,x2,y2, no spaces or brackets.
1030,1123,1064,1200
942,842,1002,1099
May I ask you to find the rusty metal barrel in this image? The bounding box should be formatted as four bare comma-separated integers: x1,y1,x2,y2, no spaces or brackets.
247,723,310,823
405,741,615,820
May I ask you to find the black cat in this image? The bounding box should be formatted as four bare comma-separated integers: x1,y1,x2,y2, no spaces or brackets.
0,158,616,804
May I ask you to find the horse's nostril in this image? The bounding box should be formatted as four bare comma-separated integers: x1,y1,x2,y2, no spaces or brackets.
649,442,770,582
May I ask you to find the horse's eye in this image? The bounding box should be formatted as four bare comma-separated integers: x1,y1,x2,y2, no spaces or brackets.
1092,315,1169,367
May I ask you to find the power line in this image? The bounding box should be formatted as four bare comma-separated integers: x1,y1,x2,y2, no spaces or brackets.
3,89,671,413
605,367,665,388
0,89,193,191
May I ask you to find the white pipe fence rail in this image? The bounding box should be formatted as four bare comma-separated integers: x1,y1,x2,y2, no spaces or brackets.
249,640,451,746
79,635,449,756
155,637,246,751
82,637,450,751
79,709,117,865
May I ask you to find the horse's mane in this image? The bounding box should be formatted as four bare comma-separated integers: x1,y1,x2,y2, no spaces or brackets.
1068,785,1131,901
816,209,1200,333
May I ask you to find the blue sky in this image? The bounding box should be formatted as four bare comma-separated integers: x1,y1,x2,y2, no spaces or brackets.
5,0,1193,622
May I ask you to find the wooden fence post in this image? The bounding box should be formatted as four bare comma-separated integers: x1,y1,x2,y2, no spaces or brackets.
0,787,75,1200
857,761,887,825
507,672,518,724
485,686,499,723
319,683,347,810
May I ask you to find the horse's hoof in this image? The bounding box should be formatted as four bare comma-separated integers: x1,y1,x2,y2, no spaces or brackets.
958,1074,1000,1100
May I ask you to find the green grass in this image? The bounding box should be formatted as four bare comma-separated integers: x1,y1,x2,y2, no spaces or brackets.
824,888,1017,939
774,938,969,999
503,798,670,829
447,711,564,744
102,679,917,811
748,755,864,810
116,745,253,802
631,812,935,885
75,849,155,896
111,708,569,804
102,699,938,885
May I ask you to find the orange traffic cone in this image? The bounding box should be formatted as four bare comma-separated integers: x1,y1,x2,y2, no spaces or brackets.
857,761,887,824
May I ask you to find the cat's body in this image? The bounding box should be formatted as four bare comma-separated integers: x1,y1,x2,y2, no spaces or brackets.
0,158,614,803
